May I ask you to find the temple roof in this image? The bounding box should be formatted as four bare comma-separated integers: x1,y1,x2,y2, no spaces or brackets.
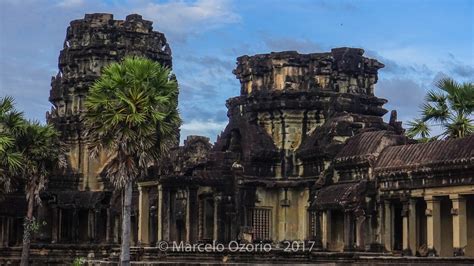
375,135,474,174
309,180,370,211
213,115,279,161
334,130,407,166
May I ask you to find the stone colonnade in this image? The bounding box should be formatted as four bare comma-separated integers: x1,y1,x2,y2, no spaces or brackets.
382,192,473,257
137,181,224,245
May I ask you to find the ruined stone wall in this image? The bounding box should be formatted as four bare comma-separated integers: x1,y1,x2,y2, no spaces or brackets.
203,48,391,242
222,48,387,179
233,48,383,96
47,13,172,190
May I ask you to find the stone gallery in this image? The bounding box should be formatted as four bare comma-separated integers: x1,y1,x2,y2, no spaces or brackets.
0,13,473,264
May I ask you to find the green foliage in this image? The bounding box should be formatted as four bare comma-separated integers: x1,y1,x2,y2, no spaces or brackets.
407,78,474,140
0,96,64,266
0,96,25,196
16,121,65,204
84,56,181,189
1,96,65,200
22,217,47,241
72,257,86,266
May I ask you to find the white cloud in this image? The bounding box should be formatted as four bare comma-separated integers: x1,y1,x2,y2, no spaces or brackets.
180,119,227,142
377,47,442,70
57,0,84,8
263,36,323,53
134,0,240,41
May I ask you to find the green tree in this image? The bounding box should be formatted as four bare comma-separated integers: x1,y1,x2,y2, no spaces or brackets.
407,78,474,141
0,96,25,197
18,121,64,266
84,57,180,265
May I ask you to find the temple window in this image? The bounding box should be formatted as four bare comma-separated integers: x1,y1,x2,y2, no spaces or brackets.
251,208,271,241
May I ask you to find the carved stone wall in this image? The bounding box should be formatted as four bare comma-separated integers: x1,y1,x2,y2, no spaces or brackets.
233,48,383,96
47,13,172,190
218,48,388,179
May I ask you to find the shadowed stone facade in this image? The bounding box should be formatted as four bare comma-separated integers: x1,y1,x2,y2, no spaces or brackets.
48,12,172,192
0,13,173,251
0,13,473,264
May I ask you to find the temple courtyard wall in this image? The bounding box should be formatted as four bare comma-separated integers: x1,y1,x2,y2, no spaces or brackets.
1,13,474,265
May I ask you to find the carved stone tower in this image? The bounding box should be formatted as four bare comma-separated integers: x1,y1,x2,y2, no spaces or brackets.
225,48,386,178
211,48,390,241
47,13,172,191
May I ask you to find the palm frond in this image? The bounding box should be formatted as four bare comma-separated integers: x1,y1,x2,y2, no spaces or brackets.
406,119,431,139
421,103,449,122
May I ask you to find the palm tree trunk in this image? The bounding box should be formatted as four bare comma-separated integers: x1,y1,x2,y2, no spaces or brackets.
20,195,34,266
120,182,132,266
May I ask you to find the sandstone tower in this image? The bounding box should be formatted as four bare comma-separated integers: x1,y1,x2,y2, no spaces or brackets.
209,48,393,241
223,48,388,179
47,13,172,191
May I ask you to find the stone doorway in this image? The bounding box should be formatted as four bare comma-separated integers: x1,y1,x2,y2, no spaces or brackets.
416,199,427,254
439,196,453,257
329,210,344,251
392,201,403,251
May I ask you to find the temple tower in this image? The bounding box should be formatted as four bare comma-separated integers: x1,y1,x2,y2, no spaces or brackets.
225,48,387,178
213,48,390,242
47,13,173,191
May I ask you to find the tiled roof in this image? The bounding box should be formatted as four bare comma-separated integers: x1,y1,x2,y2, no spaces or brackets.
310,181,369,210
375,135,474,174
335,130,406,165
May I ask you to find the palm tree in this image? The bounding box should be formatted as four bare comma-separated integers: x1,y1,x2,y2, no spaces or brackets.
407,78,474,141
84,56,180,265
0,96,25,198
17,121,64,266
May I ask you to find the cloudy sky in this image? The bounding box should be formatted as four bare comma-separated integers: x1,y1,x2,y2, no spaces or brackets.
1,0,473,143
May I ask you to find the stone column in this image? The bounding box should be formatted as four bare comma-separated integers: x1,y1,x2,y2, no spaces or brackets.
138,185,150,245
87,209,96,241
0,217,4,247
106,208,111,243
450,194,467,256
73,209,79,242
374,202,383,249
322,210,331,250
186,188,198,243
401,201,411,255
425,196,441,256
157,184,163,241
113,216,120,243
36,204,51,242
314,211,323,249
52,207,59,243
355,215,366,251
161,187,171,241
408,198,417,255
213,194,223,242
1,217,8,247
383,200,392,252
4,218,10,247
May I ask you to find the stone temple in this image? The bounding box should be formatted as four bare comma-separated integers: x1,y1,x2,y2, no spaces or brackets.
0,13,473,264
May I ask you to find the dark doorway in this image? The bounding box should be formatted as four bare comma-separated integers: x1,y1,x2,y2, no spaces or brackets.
203,198,214,240
393,201,403,251
77,209,89,242
176,219,185,242
416,199,427,253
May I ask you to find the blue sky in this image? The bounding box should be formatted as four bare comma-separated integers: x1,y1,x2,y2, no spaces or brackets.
1,0,473,143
